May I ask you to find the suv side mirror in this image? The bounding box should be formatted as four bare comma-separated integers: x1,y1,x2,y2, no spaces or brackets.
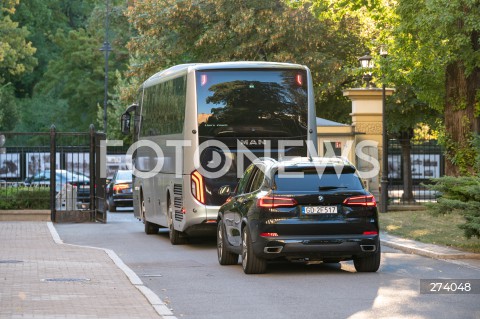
121,112,131,135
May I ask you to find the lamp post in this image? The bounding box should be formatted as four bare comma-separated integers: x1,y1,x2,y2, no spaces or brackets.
100,0,112,134
358,51,389,213
379,47,388,213
358,53,374,88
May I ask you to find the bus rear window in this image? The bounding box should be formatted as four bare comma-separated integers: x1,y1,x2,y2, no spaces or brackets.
196,69,308,139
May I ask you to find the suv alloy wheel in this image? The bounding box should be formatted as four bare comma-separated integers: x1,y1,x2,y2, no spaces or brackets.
242,227,267,274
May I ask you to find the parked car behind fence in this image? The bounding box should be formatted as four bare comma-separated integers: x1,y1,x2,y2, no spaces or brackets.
106,169,133,212
24,170,90,206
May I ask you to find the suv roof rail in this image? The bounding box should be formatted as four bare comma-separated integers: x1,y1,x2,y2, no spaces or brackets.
335,156,354,166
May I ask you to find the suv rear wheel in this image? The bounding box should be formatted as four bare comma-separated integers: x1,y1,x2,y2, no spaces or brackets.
242,227,267,274
353,242,381,272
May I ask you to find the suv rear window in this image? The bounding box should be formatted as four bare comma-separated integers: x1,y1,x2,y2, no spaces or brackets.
274,166,364,192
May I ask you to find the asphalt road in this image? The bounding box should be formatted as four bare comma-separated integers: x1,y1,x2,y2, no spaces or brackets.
55,211,480,319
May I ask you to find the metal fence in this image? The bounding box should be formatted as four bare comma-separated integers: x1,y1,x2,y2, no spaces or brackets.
387,138,444,206
1,129,442,212
0,127,130,222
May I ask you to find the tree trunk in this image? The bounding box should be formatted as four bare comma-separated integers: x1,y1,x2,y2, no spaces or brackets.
399,134,415,203
444,60,480,176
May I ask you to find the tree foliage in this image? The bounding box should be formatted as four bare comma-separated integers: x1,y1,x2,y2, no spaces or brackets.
426,175,480,239
14,95,69,132
389,0,480,176
33,28,104,130
0,83,19,130
0,0,36,84
309,0,480,176
11,0,95,96
5,1,129,132
0,1,28,131
122,0,365,120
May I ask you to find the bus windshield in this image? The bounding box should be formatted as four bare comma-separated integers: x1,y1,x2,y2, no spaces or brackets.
196,69,308,139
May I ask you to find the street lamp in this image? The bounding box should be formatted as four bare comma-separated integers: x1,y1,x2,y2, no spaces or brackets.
358,53,373,88
358,50,389,213
379,47,389,213
100,0,112,134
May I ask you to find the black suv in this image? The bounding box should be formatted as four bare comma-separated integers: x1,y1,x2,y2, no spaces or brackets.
216,157,380,274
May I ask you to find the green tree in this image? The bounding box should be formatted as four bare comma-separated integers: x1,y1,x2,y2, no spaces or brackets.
0,0,37,85
34,28,104,130
0,0,36,131
14,95,69,132
10,1,127,132
121,0,364,124
0,83,19,130
10,0,91,96
389,0,480,176
426,173,480,239
30,1,130,132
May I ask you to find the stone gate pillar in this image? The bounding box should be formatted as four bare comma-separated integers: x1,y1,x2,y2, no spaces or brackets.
343,88,394,201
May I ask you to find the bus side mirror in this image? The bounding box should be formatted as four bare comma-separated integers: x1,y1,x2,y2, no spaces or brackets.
218,185,232,196
362,179,370,191
121,112,131,135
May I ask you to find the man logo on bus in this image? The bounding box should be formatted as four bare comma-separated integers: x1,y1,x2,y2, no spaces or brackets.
239,139,269,146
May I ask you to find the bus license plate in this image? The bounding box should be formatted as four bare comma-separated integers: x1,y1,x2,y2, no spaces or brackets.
302,206,337,214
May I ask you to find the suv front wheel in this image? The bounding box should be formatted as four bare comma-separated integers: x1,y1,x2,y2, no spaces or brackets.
217,219,239,265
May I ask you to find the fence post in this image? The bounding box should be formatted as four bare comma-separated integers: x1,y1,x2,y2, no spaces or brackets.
50,125,56,222
89,124,96,220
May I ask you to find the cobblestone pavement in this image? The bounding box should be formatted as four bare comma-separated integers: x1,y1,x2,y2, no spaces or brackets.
0,221,176,319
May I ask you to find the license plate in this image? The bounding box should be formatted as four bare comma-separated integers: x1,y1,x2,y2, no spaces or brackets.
302,206,337,214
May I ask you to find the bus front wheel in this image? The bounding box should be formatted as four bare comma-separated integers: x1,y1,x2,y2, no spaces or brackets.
142,192,158,235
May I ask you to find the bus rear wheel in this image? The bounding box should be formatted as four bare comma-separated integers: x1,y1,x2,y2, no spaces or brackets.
168,198,186,245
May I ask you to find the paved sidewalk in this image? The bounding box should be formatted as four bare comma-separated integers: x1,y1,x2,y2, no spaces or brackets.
0,221,176,319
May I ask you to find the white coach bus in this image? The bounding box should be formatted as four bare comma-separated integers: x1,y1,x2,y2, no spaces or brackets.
121,61,318,244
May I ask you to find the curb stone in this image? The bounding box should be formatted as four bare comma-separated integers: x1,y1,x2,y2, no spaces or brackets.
380,233,480,260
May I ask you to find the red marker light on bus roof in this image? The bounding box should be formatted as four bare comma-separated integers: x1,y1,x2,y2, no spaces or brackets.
296,74,303,86
201,74,208,86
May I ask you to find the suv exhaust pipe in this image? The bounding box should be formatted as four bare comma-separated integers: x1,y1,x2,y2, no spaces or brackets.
360,245,376,252
264,246,283,253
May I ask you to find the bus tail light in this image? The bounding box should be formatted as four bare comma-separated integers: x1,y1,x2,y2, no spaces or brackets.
191,170,205,204
343,195,377,207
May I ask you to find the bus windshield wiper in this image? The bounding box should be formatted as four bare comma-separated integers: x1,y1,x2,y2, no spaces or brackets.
318,186,348,190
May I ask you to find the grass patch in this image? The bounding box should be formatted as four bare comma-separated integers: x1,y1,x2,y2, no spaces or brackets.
0,187,50,209
380,210,480,253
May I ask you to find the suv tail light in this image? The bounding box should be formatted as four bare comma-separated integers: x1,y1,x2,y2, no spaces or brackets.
343,195,376,207
258,196,297,208
191,170,205,204
113,183,130,193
